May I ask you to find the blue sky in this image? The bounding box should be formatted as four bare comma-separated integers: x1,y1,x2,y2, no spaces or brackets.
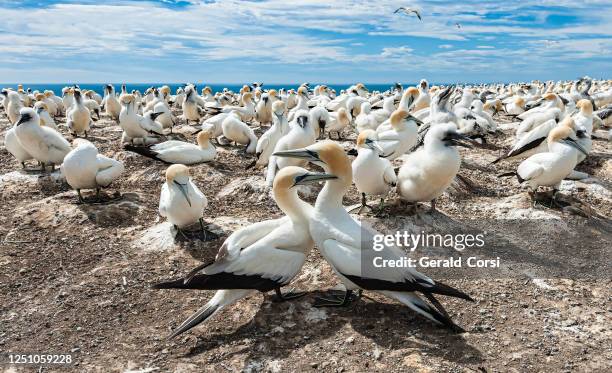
0,0,610,83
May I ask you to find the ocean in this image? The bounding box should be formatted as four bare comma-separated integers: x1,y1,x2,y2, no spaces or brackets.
0,83,416,96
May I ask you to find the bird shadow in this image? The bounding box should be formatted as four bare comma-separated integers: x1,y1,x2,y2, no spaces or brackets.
181,291,482,367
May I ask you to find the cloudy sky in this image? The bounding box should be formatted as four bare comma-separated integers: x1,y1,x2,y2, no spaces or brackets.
0,0,610,83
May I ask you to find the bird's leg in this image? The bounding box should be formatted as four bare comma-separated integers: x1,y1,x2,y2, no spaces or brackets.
40,162,47,173
430,199,437,212
21,162,26,169
313,289,356,308
50,164,55,172
96,188,101,201
173,224,190,240
349,193,373,214
76,189,84,203
84,131,88,138
198,217,207,241
273,287,307,302
551,188,563,208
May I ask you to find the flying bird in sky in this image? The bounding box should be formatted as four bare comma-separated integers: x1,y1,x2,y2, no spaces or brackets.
394,7,422,21
456,22,462,29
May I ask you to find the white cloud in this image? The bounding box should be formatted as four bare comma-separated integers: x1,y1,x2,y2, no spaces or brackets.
438,44,453,49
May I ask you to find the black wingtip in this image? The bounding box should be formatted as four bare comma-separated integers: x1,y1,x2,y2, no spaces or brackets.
151,278,186,289
429,280,475,302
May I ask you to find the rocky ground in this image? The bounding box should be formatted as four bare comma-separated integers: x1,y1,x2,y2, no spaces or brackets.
0,108,610,373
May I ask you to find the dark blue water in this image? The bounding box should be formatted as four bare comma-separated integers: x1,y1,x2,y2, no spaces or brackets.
1,83,414,96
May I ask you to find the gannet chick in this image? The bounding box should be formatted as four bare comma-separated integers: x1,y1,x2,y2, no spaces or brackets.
62,139,124,202
125,131,216,165
153,166,336,338
103,84,121,121
67,90,92,137
250,101,288,169
500,126,588,206
221,111,258,153
398,123,474,211
376,109,418,160
351,130,396,213
14,108,71,171
34,102,58,131
273,141,472,331
326,108,351,139
158,164,208,236
265,110,317,186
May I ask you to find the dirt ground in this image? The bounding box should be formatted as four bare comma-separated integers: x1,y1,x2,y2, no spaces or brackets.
0,107,610,373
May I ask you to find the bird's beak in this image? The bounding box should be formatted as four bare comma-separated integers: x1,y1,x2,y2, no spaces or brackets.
293,172,337,187
365,138,385,153
444,132,474,148
173,180,191,207
273,148,320,162
562,137,588,156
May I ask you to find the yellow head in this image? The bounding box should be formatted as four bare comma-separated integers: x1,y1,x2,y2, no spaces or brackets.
356,130,377,148
165,164,190,183
297,86,308,96
576,99,593,114
389,109,409,128
197,130,211,146
35,93,45,101
543,93,556,101
272,100,286,114
120,93,135,104
268,89,278,97
547,125,573,144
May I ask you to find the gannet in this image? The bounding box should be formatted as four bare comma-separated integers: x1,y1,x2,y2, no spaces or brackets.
376,109,418,160
515,108,562,139
251,101,288,168
63,88,75,112
265,110,317,186
308,105,331,139
288,87,310,121
370,96,396,125
494,114,570,164
103,84,121,121
221,111,258,153
398,123,474,211
255,91,274,125
34,102,58,131
273,142,472,331
14,108,71,171
181,85,203,124
62,139,124,202
5,91,23,124
222,92,255,122
326,108,351,139
500,125,588,205
153,166,336,337
351,130,396,213
158,164,208,235
394,7,422,20
412,80,431,112
504,96,526,116
67,90,92,137
355,102,379,133
125,131,216,165
4,123,34,168
118,94,164,144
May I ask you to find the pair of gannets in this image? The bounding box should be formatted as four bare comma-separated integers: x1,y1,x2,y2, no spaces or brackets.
272,141,472,330
62,139,124,202
12,107,71,171
125,131,216,164
376,109,418,160
153,165,334,337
